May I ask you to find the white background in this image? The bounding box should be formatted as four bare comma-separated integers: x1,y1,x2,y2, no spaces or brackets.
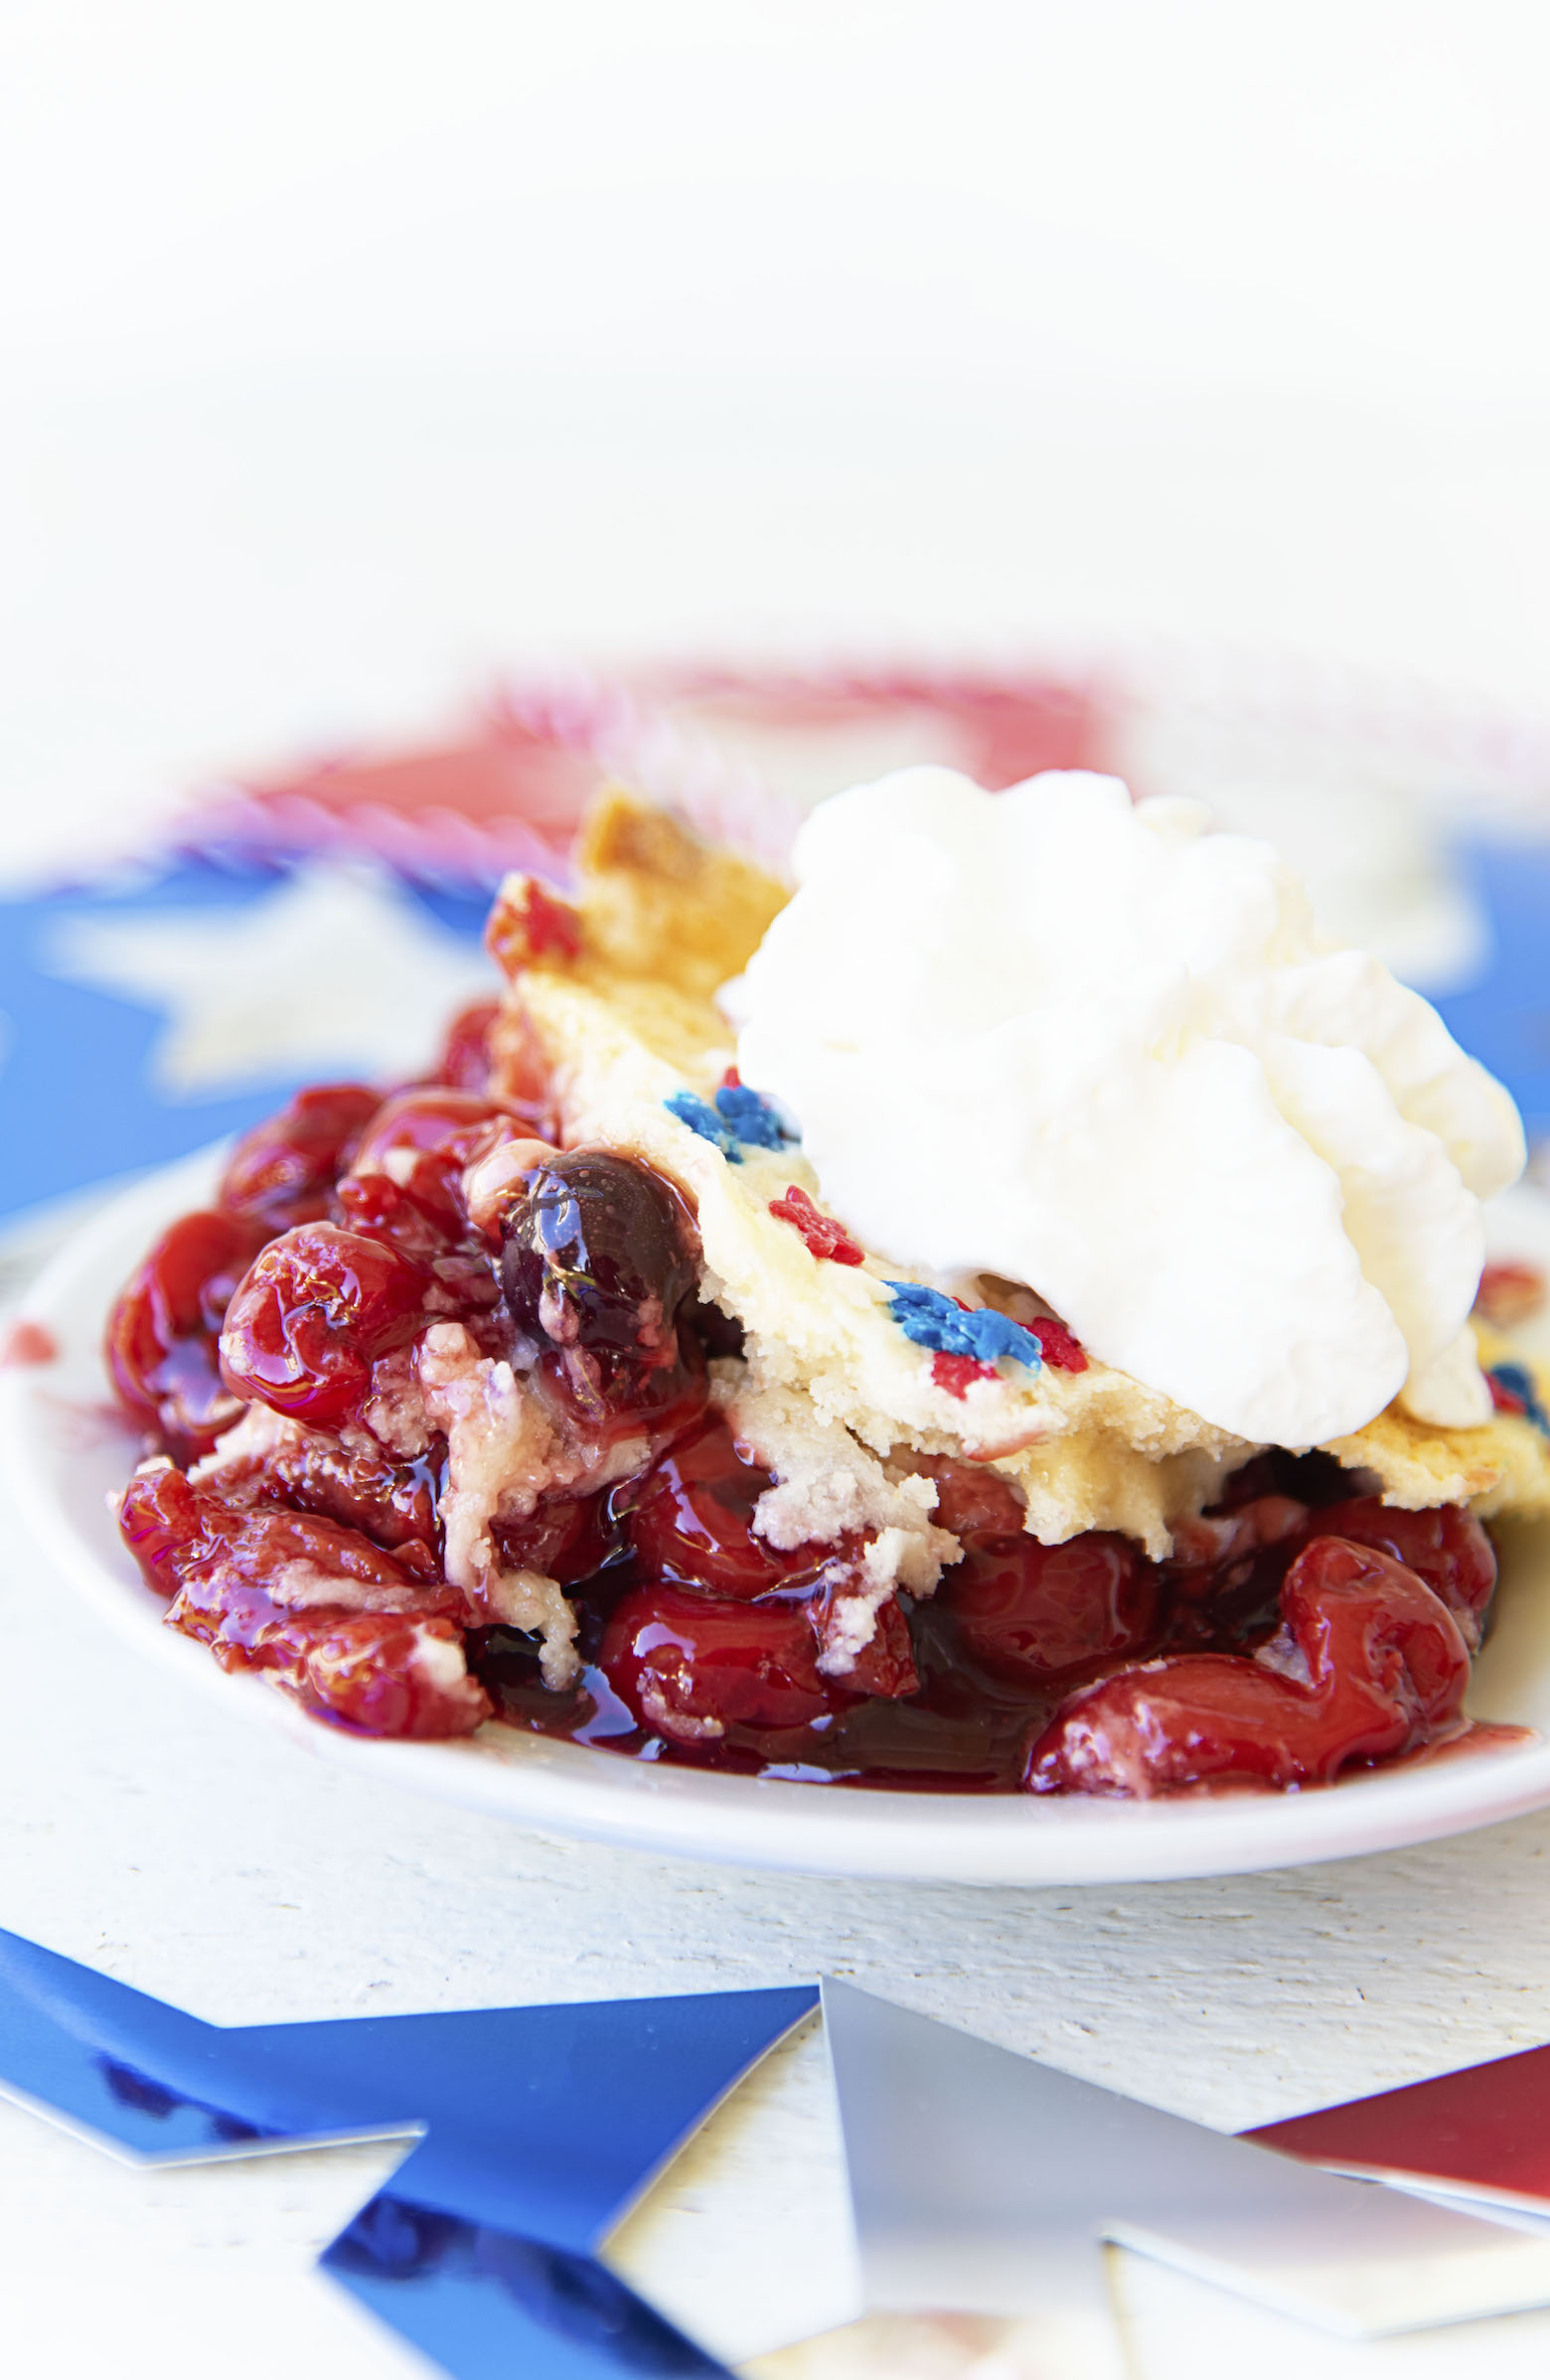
2,1,1549,871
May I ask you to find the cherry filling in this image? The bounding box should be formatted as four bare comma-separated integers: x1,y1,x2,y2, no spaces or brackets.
490,1486,626,1588
118,1463,487,1737
581,1413,920,1757
106,1209,266,1460
434,998,502,1095
627,1413,825,1599
107,1072,1504,1795
208,1418,444,1559
600,1586,857,1745
946,1532,1161,1687
218,1083,382,1234
1025,1536,1472,1795
220,1223,431,1426
499,1150,707,1438
348,1088,530,1234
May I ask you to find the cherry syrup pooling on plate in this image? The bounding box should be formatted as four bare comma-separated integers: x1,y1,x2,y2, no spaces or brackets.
107,1048,1502,1793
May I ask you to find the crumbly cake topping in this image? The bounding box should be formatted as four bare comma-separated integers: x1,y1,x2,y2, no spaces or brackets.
486,789,1550,1552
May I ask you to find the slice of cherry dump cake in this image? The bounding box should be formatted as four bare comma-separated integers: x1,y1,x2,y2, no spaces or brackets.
110,774,1550,1793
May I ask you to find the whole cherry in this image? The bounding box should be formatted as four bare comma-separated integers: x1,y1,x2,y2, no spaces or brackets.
218,1084,382,1235
629,1413,829,1600
599,1582,853,1747
105,1208,265,1458
500,1150,703,1432
947,1530,1160,1687
220,1223,430,1427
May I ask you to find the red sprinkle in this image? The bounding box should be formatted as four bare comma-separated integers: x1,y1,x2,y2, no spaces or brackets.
932,1352,996,1399
1028,1315,1088,1373
720,1064,742,1090
768,1185,865,1266
1489,1374,1528,1416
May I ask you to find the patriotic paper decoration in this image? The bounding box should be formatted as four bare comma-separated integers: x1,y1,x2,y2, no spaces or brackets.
0,1923,813,2379
1250,2039,1550,2211
1,646,1544,1238
1434,835,1550,1142
821,1980,1550,2364
10,1924,1550,2376
0,853,497,1229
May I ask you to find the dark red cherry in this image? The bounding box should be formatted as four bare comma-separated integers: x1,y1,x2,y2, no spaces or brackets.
332,1169,460,1262
209,1421,442,1559
218,1084,382,1234
629,1413,827,1599
220,1224,429,1426
118,1466,487,1737
598,1582,852,1746
948,1530,1160,1687
105,1208,265,1458
434,998,501,1094
349,1088,527,1231
501,1150,701,1427
491,1487,626,1587
1026,1533,1470,1795
531,1323,708,1447
1313,1496,1496,1650
908,1455,1027,1549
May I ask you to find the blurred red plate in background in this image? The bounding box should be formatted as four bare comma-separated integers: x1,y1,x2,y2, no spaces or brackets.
179,665,1105,885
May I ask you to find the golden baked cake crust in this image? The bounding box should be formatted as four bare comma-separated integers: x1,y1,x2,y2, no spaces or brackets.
487,790,1550,1553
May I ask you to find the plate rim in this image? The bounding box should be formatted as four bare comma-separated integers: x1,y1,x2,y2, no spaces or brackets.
8,1146,1550,1887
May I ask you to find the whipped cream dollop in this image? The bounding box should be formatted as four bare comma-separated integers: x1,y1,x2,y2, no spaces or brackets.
731,768,1525,1447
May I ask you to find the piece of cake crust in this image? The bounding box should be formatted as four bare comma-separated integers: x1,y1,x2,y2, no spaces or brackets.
487,790,1550,1558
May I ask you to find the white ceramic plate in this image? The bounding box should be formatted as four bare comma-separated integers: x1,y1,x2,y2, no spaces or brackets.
9,1147,1550,1886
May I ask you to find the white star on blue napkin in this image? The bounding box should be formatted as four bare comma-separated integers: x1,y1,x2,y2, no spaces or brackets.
0,851,498,1228
47,860,496,1099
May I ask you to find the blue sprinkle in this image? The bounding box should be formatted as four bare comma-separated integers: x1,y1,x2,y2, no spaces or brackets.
884,1281,1043,1372
1489,1362,1550,1436
714,1081,789,1150
665,1092,742,1161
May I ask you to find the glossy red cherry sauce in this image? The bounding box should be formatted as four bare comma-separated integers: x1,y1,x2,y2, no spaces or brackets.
108,1025,1500,1794
471,1430,1496,1796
